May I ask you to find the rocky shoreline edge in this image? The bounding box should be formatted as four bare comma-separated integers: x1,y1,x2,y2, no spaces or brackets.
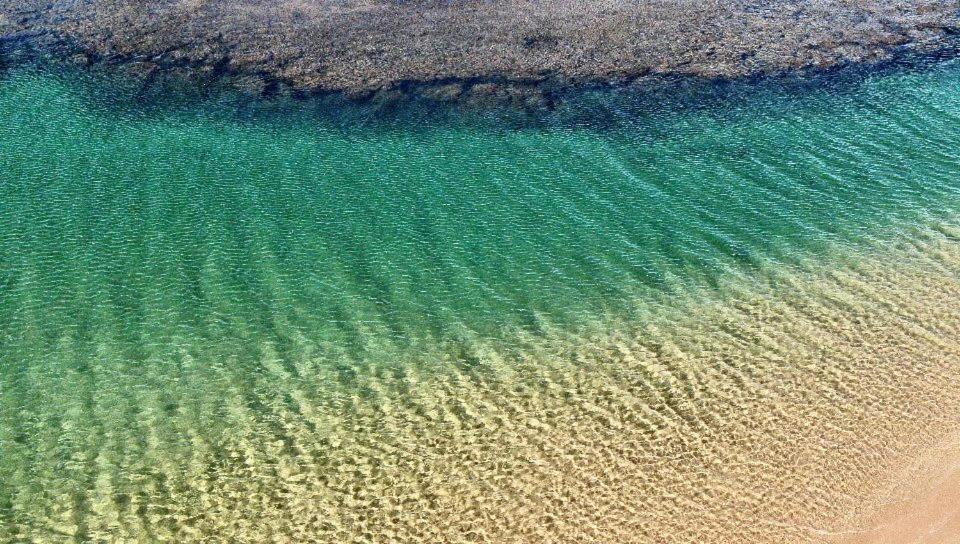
2,1,959,109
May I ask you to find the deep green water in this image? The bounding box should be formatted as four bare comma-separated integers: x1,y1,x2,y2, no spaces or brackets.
1,60,960,540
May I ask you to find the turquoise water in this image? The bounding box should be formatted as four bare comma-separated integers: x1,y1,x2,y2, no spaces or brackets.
1,60,960,541
3,64,959,349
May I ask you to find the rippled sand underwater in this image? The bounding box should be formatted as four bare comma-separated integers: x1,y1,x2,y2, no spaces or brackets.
1,61,960,542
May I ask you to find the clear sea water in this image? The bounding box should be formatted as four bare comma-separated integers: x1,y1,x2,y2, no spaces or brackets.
1,60,959,542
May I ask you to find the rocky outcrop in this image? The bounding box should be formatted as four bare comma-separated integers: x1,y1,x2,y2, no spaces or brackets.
2,0,959,103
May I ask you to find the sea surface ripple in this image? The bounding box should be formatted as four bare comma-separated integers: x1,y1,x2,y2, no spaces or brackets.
1,61,959,542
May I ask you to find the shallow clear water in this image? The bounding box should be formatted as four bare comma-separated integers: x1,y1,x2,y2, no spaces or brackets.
1,61,960,542
3,64,959,348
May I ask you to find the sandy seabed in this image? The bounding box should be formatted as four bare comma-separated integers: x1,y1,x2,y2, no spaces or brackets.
3,220,960,543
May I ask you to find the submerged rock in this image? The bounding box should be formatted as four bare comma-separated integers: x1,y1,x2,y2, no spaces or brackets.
1,0,959,103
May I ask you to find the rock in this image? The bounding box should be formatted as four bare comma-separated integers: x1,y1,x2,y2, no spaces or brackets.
422,82,463,102
0,0,958,106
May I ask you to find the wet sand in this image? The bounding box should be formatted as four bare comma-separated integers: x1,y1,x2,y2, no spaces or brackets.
833,433,960,543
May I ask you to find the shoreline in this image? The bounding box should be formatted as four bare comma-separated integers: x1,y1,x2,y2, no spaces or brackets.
829,431,960,543
2,1,959,106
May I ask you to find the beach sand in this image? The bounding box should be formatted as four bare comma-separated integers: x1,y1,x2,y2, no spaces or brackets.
832,433,960,544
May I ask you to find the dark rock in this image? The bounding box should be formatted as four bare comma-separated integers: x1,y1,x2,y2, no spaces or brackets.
1,0,958,106
422,83,464,102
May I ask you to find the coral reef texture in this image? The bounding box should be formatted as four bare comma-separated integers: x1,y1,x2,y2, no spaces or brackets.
1,0,959,99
